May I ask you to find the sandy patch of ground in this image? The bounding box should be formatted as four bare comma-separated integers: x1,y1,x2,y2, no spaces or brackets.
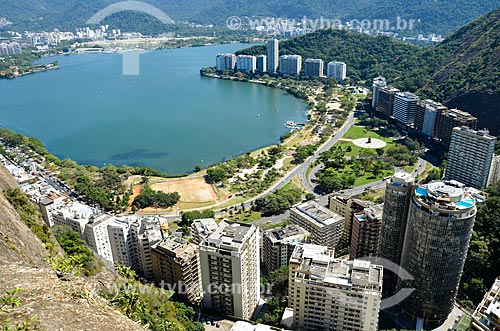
352,138,387,149
127,185,142,210
151,177,217,203
235,165,259,180
274,158,285,170
327,102,342,110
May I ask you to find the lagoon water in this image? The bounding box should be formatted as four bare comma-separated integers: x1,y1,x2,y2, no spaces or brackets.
0,43,307,173
0,44,306,173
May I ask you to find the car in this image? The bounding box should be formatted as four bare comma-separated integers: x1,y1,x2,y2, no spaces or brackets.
216,322,221,328
211,321,215,326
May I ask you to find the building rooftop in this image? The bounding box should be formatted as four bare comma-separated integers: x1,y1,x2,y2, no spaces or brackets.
293,201,344,227
280,54,302,59
87,213,114,226
354,204,383,222
56,201,95,220
328,61,346,65
388,172,414,187
263,224,309,244
192,218,218,236
415,180,476,211
153,236,196,261
201,221,256,252
452,126,496,140
395,91,420,101
419,99,448,110
380,87,401,94
441,108,477,120
290,244,382,287
373,76,386,84
305,58,323,63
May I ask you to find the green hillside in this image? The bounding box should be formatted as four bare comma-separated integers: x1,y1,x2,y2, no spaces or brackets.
238,8,500,133
1,0,499,35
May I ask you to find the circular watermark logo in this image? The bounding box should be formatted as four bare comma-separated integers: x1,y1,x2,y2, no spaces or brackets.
226,16,242,30
360,256,415,310
86,0,175,76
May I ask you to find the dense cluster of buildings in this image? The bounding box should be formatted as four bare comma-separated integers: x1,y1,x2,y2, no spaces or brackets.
1,139,493,330
472,277,500,331
372,76,499,190
372,76,479,145
215,39,347,81
0,42,22,55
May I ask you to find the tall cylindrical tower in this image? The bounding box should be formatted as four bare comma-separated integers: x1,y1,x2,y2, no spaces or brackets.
399,181,476,324
378,172,414,296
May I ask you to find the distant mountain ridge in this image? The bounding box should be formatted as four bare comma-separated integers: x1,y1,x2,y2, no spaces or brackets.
1,0,500,34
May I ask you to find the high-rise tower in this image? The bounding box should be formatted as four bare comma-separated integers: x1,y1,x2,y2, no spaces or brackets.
399,181,477,324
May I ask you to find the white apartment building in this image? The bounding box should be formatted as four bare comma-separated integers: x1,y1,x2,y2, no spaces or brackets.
290,201,345,250
199,221,260,320
216,53,236,71
267,39,279,74
257,55,267,73
488,155,500,186
236,55,257,72
262,224,309,272
304,58,324,77
191,218,219,244
393,91,420,126
52,201,95,236
372,76,387,108
279,55,302,75
84,214,115,264
445,127,497,189
107,218,133,266
327,61,347,82
288,244,383,331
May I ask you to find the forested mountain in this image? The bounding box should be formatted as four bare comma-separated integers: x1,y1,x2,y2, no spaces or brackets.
239,8,500,134
237,30,427,90
1,0,499,35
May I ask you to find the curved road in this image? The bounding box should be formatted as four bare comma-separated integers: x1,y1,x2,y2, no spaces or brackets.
238,112,355,208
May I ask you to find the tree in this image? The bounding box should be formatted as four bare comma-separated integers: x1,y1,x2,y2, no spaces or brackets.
305,193,316,201
180,210,215,227
372,163,382,177
328,77,338,88
423,168,441,183
205,167,227,183
132,189,180,209
252,186,302,216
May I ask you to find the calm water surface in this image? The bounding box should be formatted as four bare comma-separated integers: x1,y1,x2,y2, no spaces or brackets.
0,43,307,173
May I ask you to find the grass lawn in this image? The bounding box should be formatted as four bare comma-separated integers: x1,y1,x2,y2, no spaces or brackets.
353,169,393,186
292,175,307,192
223,210,262,223
357,187,386,203
403,164,416,173
454,315,471,331
343,125,393,143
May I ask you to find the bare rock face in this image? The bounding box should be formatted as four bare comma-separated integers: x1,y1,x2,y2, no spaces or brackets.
0,263,146,331
0,164,145,331
0,165,49,266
